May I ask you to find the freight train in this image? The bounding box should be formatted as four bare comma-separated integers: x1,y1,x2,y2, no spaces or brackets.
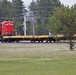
0,21,76,43
0,21,56,43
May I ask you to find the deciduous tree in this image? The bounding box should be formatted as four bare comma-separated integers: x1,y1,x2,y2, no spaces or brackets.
47,6,76,50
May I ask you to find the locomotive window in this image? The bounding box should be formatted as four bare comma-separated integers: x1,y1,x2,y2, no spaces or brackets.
5,24,8,25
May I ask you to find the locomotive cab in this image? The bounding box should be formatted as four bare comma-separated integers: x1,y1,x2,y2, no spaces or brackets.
2,21,15,36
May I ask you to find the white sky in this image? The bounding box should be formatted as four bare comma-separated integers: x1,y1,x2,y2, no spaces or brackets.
22,0,76,7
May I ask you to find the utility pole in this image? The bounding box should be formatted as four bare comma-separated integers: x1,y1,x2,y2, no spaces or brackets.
32,17,35,35
23,14,27,35
30,11,35,35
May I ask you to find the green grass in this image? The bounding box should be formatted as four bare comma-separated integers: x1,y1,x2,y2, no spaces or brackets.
0,58,76,75
0,43,76,75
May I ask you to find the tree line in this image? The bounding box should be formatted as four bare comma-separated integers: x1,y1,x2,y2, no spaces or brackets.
29,0,61,35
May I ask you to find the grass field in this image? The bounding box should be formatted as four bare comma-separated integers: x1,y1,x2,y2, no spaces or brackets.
0,43,76,75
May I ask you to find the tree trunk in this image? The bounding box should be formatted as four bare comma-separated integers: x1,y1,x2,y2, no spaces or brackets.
69,38,74,51
69,41,73,51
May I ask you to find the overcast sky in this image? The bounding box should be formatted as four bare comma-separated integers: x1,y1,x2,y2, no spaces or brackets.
22,0,76,7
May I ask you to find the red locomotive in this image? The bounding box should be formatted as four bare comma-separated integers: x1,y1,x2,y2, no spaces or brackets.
0,21,14,36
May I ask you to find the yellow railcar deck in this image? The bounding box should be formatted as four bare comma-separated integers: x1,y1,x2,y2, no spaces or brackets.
2,35,50,42
3,35,33,39
2,34,76,43
3,35,49,39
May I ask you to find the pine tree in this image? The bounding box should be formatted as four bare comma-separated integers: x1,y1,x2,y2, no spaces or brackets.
12,0,27,35
0,0,12,21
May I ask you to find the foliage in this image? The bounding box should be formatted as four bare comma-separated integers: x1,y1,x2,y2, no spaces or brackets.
12,0,24,22
47,6,76,50
29,0,61,35
0,2,2,20
12,0,26,35
15,22,24,35
35,19,43,35
0,0,12,21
